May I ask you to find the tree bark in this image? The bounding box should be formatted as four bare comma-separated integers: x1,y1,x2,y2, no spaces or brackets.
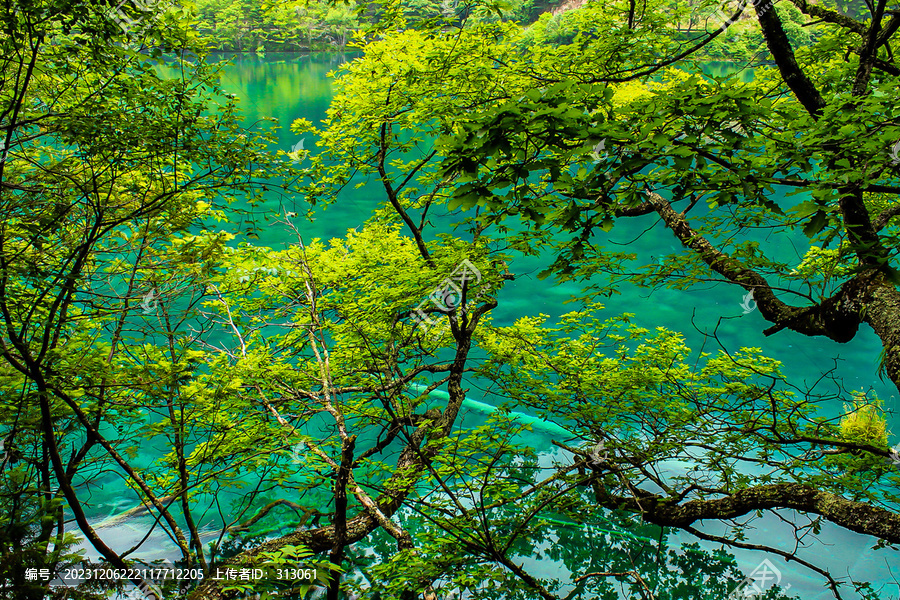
596,482,900,544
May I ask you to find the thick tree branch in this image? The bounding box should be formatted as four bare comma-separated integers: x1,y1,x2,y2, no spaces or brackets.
189,313,480,600
377,119,434,267
852,0,888,95
328,436,355,600
755,0,825,116
646,192,862,342
598,482,900,545
875,11,900,49
786,0,867,34
855,271,900,389
873,202,900,230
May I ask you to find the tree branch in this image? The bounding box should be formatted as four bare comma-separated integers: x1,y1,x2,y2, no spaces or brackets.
645,192,863,342
756,0,825,116
597,482,900,544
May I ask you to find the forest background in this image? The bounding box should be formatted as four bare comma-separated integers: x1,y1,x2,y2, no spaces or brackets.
190,0,847,54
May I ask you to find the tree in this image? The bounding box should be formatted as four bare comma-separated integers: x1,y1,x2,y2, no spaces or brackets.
0,0,294,597
4,0,900,599
271,0,900,597
436,0,900,403
1,8,515,600
323,2,360,49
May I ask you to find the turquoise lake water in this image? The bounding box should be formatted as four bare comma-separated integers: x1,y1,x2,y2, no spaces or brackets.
78,52,897,599
213,52,893,404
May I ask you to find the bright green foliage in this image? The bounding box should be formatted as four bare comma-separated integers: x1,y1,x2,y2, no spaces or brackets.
0,0,298,594
290,0,900,595
479,307,848,496
840,396,889,447
703,2,819,59
336,307,812,599
3,0,900,598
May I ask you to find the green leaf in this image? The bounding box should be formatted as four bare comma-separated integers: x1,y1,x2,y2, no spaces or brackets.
803,211,828,237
